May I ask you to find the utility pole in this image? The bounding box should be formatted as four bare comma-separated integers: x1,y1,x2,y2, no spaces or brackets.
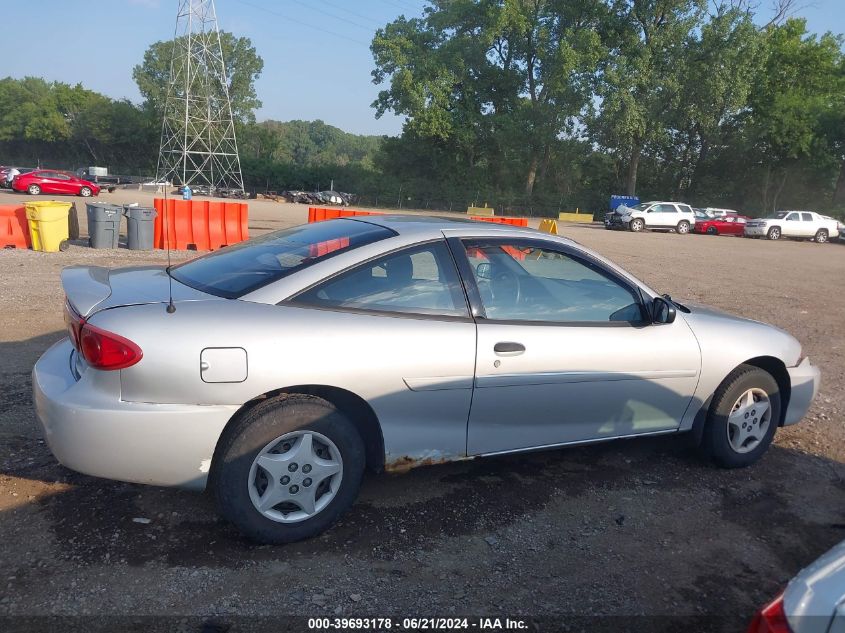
156,0,244,194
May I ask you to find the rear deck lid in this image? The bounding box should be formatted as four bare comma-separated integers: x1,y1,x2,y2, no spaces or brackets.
61,265,217,317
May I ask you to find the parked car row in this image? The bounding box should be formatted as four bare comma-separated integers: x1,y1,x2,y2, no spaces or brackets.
1,167,102,197
605,201,843,243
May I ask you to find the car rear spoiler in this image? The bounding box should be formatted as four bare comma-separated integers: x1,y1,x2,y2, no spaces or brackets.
61,266,113,317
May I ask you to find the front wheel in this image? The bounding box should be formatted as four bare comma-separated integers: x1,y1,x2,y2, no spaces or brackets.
706,226,718,235
767,226,781,240
79,186,92,197
629,218,644,232
814,229,829,243
676,220,691,234
28,184,41,195
700,365,781,468
214,394,365,544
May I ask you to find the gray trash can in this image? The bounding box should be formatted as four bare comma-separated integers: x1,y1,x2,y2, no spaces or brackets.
86,203,122,249
123,205,157,250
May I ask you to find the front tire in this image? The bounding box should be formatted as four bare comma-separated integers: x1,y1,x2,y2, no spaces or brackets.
814,229,828,243
214,394,365,544
700,365,781,468
79,186,92,197
706,226,718,235
630,218,644,232
677,220,691,234
28,184,41,195
767,226,781,240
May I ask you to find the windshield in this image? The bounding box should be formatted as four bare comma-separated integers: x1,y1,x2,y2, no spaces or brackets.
170,219,396,298
765,212,789,220
626,203,649,212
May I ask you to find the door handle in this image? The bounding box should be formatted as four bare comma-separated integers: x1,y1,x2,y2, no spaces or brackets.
494,342,525,355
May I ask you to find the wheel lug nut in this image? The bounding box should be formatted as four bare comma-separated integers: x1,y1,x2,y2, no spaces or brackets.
280,475,290,485
744,412,749,419
289,485,299,494
751,410,756,416
288,463,298,472
303,478,312,487
302,464,312,474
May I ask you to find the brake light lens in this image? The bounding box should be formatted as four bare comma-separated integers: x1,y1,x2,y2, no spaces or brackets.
748,594,791,633
78,323,143,370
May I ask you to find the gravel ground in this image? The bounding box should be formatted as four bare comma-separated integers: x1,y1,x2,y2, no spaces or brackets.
0,188,843,631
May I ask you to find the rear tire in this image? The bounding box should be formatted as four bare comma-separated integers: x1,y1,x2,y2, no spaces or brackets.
677,220,691,234
814,229,828,243
28,184,40,195
214,394,365,544
767,226,781,240
700,365,781,468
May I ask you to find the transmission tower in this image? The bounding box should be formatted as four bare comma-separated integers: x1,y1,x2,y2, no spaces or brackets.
156,0,244,193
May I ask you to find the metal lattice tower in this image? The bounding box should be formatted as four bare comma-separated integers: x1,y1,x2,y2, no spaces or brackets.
156,0,244,192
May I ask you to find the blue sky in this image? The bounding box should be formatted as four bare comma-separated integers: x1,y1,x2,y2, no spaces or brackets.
0,0,842,137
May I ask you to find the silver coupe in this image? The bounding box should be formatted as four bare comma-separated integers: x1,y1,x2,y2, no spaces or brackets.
33,216,820,543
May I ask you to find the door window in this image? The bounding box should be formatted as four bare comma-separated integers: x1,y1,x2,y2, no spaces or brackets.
293,241,469,317
786,213,799,221
462,241,644,323
801,213,813,221
653,204,677,213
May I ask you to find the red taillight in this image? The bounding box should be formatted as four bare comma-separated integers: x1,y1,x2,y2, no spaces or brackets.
748,594,791,633
64,300,85,350
78,323,143,370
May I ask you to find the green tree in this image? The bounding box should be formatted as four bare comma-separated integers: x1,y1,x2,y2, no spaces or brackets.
132,31,264,122
593,0,706,195
745,18,845,211
371,0,607,196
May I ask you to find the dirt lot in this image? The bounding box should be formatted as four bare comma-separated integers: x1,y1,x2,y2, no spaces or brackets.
0,187,843,631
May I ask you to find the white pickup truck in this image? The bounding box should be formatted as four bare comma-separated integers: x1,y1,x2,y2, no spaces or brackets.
744,211,842,243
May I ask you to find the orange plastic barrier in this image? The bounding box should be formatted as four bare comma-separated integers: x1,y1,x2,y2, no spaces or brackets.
470,215,529,227
307,207,382,223
310,237,350,258
153,199,248,251
0,205,31,249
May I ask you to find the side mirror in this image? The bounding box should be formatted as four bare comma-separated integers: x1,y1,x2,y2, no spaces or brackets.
476,262,492,280
652,296,676,324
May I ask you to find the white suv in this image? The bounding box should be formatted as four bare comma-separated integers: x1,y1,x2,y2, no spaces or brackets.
617,201,696,234
744,211,841,243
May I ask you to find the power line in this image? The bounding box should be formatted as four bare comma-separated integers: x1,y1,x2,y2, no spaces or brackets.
233,0,370,47
317,0,385,26
285,0,378,32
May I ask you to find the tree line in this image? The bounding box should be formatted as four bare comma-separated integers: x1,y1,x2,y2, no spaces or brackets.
0,0,843,217
372,0,845,216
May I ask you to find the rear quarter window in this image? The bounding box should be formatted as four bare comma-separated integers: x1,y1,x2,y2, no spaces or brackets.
170,219,396,299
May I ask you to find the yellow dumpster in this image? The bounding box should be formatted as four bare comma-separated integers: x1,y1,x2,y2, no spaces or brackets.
25,201,72,252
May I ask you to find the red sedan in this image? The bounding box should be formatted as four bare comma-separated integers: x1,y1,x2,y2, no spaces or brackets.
11,170,100,197
694,214,749,236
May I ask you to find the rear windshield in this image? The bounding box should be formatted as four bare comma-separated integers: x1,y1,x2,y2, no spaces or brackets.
170,219,396,298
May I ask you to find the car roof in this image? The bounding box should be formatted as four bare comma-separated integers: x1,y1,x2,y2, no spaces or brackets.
644,201,689,205
350,214,552,240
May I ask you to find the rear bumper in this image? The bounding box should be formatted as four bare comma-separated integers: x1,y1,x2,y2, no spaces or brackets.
32,339,238,490
783,358,820,426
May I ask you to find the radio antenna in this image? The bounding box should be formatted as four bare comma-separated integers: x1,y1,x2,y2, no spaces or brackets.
165,183,176,314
